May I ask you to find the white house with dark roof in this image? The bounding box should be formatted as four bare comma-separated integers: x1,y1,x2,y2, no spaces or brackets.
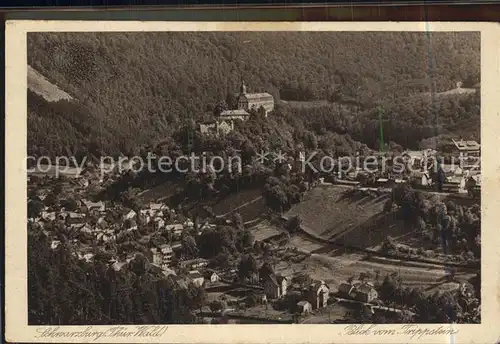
264,274,289,299
296,300,312,314
188,270,205,287
338,280,378,303
447,138,480,159
308,280,330,309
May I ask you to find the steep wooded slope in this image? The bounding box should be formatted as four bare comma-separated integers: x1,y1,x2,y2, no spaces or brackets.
27,31,480,156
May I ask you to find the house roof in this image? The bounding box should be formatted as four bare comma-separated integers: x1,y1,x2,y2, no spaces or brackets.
180,258,208,267
241,92,273,100
68,212,85,218
356,283,376,295
402,150,423,158
266,274,279,286
189,272,203,279
149,203,164,210
411,171,430,178
452,139,480,151
203,270,219,278
220,109,250,117
166,224,184,231
440,164,462,174
446,176,464,184
470,174,481,185
169,275,188,289
111,261,127,272
311,280,329,291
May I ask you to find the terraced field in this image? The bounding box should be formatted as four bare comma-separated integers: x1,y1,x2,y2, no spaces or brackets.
285,185,389,242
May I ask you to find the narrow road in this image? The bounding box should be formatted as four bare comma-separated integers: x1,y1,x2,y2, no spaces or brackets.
217,196,263,218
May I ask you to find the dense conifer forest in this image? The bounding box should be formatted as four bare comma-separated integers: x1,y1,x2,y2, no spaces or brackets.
28,31,480,158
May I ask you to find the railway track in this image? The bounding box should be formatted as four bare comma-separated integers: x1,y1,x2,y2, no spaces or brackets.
294,224,479,273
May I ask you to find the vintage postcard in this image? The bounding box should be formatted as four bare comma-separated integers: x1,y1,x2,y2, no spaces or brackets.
5,20,500,343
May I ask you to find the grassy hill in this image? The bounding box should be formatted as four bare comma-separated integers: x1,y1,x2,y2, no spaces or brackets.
27,31,480,156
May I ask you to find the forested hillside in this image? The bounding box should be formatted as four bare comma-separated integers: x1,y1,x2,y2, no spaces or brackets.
27,31,480,157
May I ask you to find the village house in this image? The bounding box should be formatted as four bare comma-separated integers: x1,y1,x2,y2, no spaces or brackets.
375,178,394,188
154,217,166,230
166,223,186,239
264,274,289,300
51,240,61,250
76,178,90,190
184,220,195,228
442,175,466,193
411,171,432,187
171,242,183,252
466,174,481,197
123,209,137,221
440,164,464,178
205,271,221,284
449,138,480,159
353,283,379,303
41,211,56,222
149,202,168,212
199,120,231,136
169,274,188,290
75,250,95,263
82,200,105,213
66,211,86,225
296,300,313,314
401,150,424,168
308,280,330,309
96,231,114,243
159,244,174,266
188,270,205,287
110,260,127,272
166,223,184,232
338,280,378,303
149,248,163,266
180,258,209,270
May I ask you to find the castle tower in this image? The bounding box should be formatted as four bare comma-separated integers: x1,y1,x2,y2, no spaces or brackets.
240,80,247,95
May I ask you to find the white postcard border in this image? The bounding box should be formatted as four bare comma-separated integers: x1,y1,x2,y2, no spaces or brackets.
5,20,500,344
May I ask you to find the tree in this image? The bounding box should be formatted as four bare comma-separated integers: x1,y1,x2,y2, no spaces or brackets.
232,212,244,230
258,262,274,282
209,300,223,313
181,234,199,259
236,229,254,252
198,226,237,259
28,199,45,219
383,199,393,213
237,254,258,282
186,284,206,312
61,197,79,211
379,274,398,302
286,215,302,234
211,252,230,269
245,293,260,307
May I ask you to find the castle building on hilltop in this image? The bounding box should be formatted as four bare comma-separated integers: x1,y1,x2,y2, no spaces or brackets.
199,81,274,136
236,81,274,116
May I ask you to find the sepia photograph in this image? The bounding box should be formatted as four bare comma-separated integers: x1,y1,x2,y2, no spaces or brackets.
5,20,499,344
